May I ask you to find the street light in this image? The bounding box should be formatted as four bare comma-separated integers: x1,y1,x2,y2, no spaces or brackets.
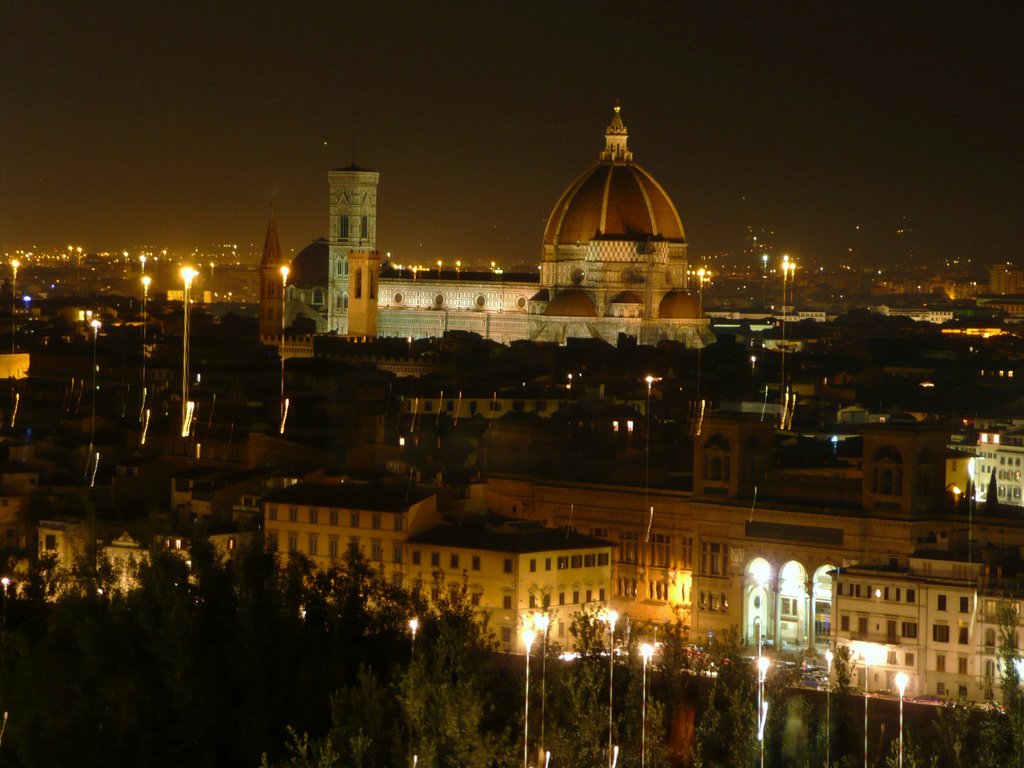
279,265,290,434
825,648,834,767
10,258,19,354
757,655,771,768
855,643,885,768
779,255,796,427
534,612,550,758
180,267,197,437
639,642,655,768
140,275,151,421
408,617,419,767
604,609,619,768
895,671,909,768
522,627,536,768
88,319,101,479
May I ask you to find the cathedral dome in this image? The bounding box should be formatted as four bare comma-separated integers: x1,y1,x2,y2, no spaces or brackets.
543,106,686,249
544,289,597,317
289,238,329,287
658,290,702,319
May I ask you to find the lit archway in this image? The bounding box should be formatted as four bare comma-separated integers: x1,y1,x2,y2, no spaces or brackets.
778,560,808,650
745,557,772,647
813,564,836,648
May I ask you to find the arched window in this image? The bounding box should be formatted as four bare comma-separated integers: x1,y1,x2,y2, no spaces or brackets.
360,216,368,239
354,269,362,299
985,628,996,648
339,216,349,240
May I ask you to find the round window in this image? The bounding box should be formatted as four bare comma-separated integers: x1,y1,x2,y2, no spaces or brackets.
393,292,404,304
516,296,527,309
753,595,761,609
475,295,486,308
570,267,586,285
434,293,445,307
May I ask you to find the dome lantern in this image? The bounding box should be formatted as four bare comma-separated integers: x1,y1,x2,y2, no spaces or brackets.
600,103,633,163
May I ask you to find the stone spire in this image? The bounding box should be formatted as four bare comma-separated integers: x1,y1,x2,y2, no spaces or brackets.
260,207,282,268
600,103,633,163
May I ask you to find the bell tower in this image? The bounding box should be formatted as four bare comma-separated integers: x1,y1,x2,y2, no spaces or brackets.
258,209,287,344
327,164,380,334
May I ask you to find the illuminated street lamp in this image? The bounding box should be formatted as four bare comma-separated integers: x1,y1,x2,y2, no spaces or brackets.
180,267,198,437
639,642,655,768
825,648,834,766
533,612,550,757
408,617,419,767
279,265,290,434
855,643,886,768
88,319,101,478
140,275,151,418
604,609,619,768
522,627,536,768
895,671,909,768
10,258,19,354
757,655,771,768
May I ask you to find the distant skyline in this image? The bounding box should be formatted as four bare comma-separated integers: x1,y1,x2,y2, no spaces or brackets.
2,3,1021,269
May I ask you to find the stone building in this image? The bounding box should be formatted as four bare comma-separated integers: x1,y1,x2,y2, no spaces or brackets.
271,105,712,347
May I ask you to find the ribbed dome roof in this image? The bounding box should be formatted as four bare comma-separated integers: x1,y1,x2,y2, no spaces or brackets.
289,238,328,287
659,290,702,319
543,290,597,317
543,106,685,249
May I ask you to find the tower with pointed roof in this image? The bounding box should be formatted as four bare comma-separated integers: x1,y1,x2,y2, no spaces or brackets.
258,209,288,343
327,164,380,334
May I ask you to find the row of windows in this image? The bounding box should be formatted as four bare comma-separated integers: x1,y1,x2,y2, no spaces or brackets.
617,578,674,601
529,588,606,608
838,582,917,603
698,590,729,612
411,550,513,573
267,506,402,531
551,553,610,570
281,533,401,564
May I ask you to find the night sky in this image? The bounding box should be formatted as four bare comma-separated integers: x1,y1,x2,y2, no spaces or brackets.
1,2,1021,269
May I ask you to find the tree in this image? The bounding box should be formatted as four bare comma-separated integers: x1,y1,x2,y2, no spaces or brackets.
832,644,856,695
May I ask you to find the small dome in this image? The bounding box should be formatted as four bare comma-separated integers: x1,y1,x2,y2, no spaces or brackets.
289,238,329,287
530,288,551,302
610,290,642,304
659,290,702,319
544,290,597,317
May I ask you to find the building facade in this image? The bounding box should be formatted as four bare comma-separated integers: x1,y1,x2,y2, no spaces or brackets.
275,106,713,348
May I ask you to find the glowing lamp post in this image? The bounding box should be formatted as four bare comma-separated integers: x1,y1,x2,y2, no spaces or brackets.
88,319,101,478
279,265,290,433
895,671,909,768
533,612,550,757
639,642,655,768
10,258,19,354
408,617,419,767
522,627,536,768
180,267,197,437
855,643,886,768
825,648,834,766
757,655,770,768
604,609,619,768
